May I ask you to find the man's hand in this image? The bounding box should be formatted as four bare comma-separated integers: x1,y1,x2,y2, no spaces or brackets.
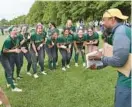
89,64,97,70
89,51,103,60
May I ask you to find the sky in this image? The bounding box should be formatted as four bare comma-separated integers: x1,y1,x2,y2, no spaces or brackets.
0,0,35,21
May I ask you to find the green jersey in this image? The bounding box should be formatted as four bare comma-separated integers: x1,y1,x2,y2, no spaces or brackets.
46,37,58,46
17,33,30,49
1,36,19,55
87,32,99,41
87,32,99,46
74,34,87,47
31,32,46,48
57,34,73,48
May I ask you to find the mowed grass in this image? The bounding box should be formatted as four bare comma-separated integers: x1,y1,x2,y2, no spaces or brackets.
0,35,117,107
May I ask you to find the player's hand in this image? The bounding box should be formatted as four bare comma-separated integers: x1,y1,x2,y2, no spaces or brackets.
49,45,53,48
67,48,70,53
21,47,28,53
28,35,30,39
15,48,21,53
37,46,40,51
35,52,38,56
37,44,43,50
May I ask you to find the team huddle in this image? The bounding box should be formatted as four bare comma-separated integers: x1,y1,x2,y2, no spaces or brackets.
0,20,101,92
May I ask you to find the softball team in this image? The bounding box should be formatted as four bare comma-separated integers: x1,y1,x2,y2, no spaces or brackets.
0,22,101,92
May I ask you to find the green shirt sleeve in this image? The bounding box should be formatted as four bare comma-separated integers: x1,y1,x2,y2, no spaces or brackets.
30,33,36,42
57,36,63,43
3,39,11,50
73,34,77,41
46,37,52,46
94,32,99,40
83,34,87,41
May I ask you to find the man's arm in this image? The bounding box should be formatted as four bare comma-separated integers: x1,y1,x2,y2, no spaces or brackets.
101,26,130,67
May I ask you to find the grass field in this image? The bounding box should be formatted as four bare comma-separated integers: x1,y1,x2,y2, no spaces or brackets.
0,35,117,107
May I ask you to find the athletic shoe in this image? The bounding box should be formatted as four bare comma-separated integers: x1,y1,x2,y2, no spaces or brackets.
13,78,16,82
14,83,18,86
56,62,58,66
37,63,39,67
41,71,47,75
62,67,66,71
27,72,32,76
83,63,86,67
6,84,11,88
33,74,39,78
0,100,2,105
75,63,78,67
17,76,23,80
12,87,22,92
66,65,70,68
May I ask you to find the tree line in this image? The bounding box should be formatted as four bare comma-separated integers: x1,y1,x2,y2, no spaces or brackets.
0,1,131,26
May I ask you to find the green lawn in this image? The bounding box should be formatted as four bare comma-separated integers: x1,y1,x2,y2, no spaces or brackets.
0,35,117,107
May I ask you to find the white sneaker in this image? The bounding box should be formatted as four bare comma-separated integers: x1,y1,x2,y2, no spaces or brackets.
56,62,58,66
17,77,21,80
41,71,47,75
66,65,70,68
33,74,39,78
13,83,18,86
62,67,66,71
0,100,2,105
7,84,10,88
12,87,22,92
27,72,32,76
83,63,86,67
75,63,78,67
37,63,39,67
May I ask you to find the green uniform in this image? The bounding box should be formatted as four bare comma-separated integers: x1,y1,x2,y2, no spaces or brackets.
46,37,58,70
46,37,58,46
1,36,20,88
57,34,73,67
2,36,19,55
31,32,46,48
74,34,87,48
74,34,87,63
17,33,30,50
87,32,99,46
57,34,73,46
30,32,46,73
17,33,32,72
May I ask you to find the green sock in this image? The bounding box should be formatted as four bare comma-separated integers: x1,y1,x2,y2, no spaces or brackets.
82,54,85,63
48,60,53,70
53,59,56,69
74,53,79,63
5,73,15,89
